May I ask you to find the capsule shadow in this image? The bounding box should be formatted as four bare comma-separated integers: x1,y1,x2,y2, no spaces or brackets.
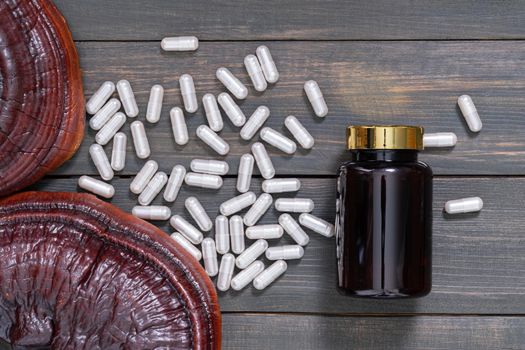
442,210,481,220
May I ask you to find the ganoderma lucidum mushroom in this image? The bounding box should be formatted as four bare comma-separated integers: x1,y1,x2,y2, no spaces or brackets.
0,0,85,197
0,192,221,349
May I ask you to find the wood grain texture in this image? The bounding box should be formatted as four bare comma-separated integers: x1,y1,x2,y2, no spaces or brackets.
222,315,524,350
53,0,525,41
54,41,525,176
30,177,525,314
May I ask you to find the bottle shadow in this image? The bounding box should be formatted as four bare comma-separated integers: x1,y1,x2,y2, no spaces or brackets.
316,296,422,350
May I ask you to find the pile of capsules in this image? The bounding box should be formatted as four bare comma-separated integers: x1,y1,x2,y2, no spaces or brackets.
81,37,332,291
80,35,483,292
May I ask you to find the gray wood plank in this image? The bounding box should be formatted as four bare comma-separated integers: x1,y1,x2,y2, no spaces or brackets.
222,315,525,350
53,0,525,41
55,41,525,176
223,314,525,349
29,177,525,314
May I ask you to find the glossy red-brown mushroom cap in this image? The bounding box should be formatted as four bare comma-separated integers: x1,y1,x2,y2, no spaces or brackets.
0,192,221,349
0,0,85,196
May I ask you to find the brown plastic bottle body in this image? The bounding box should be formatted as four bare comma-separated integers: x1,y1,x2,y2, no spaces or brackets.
336,150,432,298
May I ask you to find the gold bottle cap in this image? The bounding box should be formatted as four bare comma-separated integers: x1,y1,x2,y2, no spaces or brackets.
346,125,424,150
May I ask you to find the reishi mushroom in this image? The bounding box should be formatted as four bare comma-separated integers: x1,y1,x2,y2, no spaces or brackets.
0,0,85,197
0,192,221,349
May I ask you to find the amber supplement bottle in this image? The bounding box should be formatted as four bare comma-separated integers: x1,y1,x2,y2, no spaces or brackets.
336,126,432,298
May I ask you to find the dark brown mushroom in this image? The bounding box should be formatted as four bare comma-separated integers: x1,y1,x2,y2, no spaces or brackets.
0,0,85,197
0,192,221,349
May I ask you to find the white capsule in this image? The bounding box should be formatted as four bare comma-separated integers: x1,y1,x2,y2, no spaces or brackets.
243,193,272,226
253,260,287,290
217,93,246,127
146,84,164,123
445,196,483,214
170,215,204,244
275,198,314,213
423,132,458,148
266,245,304,260
161,36,199,51
245,224,283,240
299,213,335,238
244,54,267,92
179,74,198,113
185,196,213,231
190,159,229,175
279,213,310,246
78,175,115,198
256,45,279,84
116,80,139,118
458,95,482,132
215,215,230,254
217,253,235,291
138,171,168,206
284,115,315,149
184,172,223,190
132,206,171,220
170,232,202,261
95,112,126,145
110,132,127,171
240,106,270,140
130,121,151,159
164,165,186,202
251,142,275,179
230,215,245,254
202,94,224,132
220,192,257,216
89,98,121,130
86,81,115,115
230,261,265,291
236,239,268,269
260,127,297,154
170,107,189,146
304,80,328,118
262,178,301,193
130,160,158,194
89,144,113,181
237,154,254,193
196,125,230,155
216,67,248,100
201,238,218,277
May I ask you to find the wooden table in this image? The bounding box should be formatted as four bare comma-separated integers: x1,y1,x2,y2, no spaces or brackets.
37,1,525,348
